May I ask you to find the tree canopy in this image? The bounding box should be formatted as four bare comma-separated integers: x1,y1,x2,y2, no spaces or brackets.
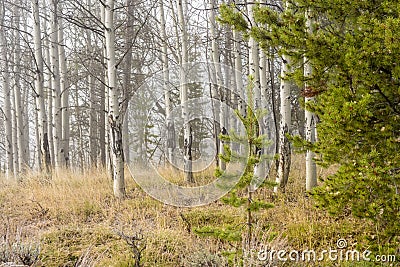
220,0,400,248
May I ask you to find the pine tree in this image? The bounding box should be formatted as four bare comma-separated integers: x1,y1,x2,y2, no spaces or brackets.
195,87,275,266
219,0,400,251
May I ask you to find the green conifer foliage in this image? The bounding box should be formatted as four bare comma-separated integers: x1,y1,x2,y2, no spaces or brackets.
195,88,275,266
219,0,399,250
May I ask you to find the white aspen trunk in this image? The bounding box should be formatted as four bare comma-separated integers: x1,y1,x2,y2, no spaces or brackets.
0,8,14,176
209,0,225,170
248,1,262,191
58,10,69,168
160,0,175,166
247,1,261,110
34,108,41,170
32,0,51,171
274,54,291,192
122,0,134,165
10,31,19,176
101,4,112,175
305,9,317,191
225,29,234,133
222,26,234,170
43,5,54,167
87,2,98,167
22,15,31,167
98,5,106,167
12,4,25,173
233,25,246,158
254,51,269,185
233,29,245,118
260,52,268,126
11,77,19,176
178,0,193,183
105,0,125,198
99,74,106,167
50,0,62,170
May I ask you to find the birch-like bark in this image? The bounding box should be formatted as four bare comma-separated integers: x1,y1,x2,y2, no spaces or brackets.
99,72,106,167
10,21,18,175
305,9,317,191
0,6,13,176
233,28,245,118
104,0,125,198
209,0,224,170
178,0,193,183
34,108,41,170
22,17,31,167
32,0,51,171
13,3,25,173
160,0,175,166
101,4,112,175
248,1,263,190
11,67,19,175
50,0,63,170
98,5,107,168
275,54,291,192
58,9,69,168
122,0,134,165
254,51,269,185
247,1,261,110
87,0,98,166
43,5,54,166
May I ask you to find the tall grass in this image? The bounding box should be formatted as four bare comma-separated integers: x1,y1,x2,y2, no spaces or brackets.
0,156,390,266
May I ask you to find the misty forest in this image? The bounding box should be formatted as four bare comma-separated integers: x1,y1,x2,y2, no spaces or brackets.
0,0,399,266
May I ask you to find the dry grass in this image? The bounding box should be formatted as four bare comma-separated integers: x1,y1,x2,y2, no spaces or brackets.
0,156,384,266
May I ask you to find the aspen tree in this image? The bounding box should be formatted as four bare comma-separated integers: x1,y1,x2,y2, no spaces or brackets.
177,0,193,183
0,4,13,176
104,0,125,198
304,9,317,191
159,0,175,166
32,0,51,171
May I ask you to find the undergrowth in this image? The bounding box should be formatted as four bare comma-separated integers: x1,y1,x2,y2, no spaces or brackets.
0,157,397,266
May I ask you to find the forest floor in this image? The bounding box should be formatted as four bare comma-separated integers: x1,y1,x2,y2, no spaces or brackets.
0,156,395,266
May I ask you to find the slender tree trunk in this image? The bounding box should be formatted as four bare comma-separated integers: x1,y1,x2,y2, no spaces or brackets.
11,75,19,175
34,108,41,170
178,0,193,183
122,0,134,165
99,74,106,167
87,2,98,167
0,7,14,176
10,24,19,176
12,3,25,173
275,54,291,192
101,4,112,176
104,0,125,198
247,1,261,111
305,9,317,191
22,15,31,168
43,5,54,167
160,0,175,166
50,0,63,170
58,10,69,168
268,54,279,172
248,1,263,190
209,0,224,170
254,51,269,184
233,27,245,118
32,0,51,171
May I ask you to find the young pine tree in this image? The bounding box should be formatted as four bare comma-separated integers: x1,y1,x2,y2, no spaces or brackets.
195,86,275,266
